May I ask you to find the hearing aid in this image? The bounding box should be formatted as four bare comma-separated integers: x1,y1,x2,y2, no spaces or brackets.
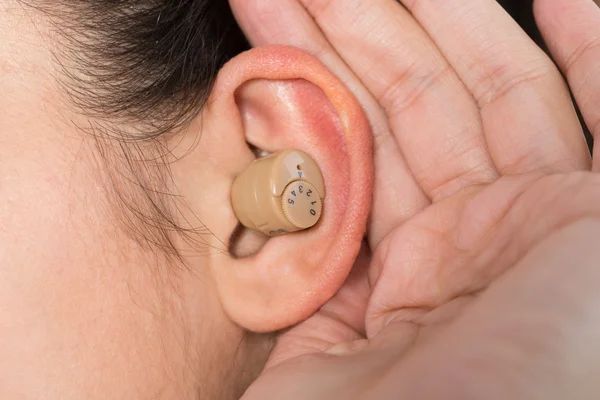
231,150,326,237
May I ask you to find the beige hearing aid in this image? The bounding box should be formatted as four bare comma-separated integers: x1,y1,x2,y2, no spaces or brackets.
231,150,326,236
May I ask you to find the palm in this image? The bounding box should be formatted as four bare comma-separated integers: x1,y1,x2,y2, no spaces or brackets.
367,169,596,335
247,171,600,399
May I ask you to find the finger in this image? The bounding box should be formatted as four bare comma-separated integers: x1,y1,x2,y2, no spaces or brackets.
534,0,600,170
298,0,498,202
230,0,430,247
402,0,591,174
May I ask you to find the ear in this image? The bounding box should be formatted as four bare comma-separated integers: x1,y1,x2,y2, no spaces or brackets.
171,46,373,332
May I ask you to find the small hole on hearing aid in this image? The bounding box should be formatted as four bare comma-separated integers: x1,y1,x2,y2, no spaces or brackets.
297,164,302,170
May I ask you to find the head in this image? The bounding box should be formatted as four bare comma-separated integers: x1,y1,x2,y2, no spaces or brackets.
0,0,372,398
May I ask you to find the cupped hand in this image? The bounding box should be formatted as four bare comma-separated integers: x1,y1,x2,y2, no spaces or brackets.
229,0,600,398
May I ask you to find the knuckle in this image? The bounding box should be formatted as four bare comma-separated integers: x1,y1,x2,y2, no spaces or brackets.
564,36,600,74
379,60,452,117
428,159,496,201
471,60,557,108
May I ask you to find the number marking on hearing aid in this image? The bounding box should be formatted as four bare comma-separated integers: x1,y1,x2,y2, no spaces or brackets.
281,180,322,229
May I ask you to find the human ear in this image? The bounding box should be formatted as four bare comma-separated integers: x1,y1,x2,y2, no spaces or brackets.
171,46,373,332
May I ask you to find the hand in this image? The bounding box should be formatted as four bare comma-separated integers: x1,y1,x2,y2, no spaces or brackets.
230,0,600,397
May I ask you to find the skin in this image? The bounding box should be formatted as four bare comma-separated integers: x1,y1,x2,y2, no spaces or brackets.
3,0,600,398
0,3,267,399
229,0,600,398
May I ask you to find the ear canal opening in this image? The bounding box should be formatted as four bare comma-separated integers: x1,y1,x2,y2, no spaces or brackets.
227,223,244,259
247,142,270,159
228,223,268,259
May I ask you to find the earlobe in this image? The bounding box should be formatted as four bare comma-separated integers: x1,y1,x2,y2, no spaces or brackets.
207,46,373,332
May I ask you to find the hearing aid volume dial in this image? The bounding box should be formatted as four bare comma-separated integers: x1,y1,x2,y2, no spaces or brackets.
231,149,326,236
281,180,322,229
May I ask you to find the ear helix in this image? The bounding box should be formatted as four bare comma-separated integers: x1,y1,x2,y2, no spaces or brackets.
231,150,326,236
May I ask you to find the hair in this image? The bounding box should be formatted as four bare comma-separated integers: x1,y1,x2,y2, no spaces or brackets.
23,0,250,262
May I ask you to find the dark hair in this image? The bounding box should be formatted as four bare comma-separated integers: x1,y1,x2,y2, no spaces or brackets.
24,0,249,260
